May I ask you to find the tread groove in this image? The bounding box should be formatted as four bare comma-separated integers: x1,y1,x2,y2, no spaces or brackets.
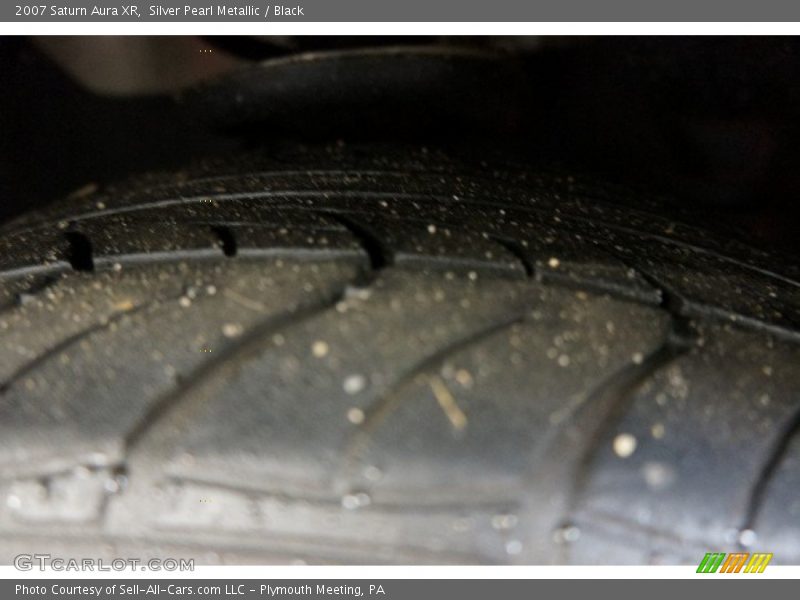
122,294,347,456
0,302,149,395
519,329,687,563
209,225,238,257
564,342,686,515
120,261,370,461
323,212,393,273
552,314,693,561
12,188,798,291
63,230,95,272
611,259,697,346
491,236,534,277
740,404,800,539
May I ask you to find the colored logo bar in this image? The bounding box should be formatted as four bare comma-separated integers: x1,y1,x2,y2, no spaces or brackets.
697,552,773,573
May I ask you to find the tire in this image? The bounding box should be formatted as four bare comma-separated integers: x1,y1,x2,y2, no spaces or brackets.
0,145,798,565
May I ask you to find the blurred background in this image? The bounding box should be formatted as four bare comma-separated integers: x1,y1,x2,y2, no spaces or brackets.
1,36,799,257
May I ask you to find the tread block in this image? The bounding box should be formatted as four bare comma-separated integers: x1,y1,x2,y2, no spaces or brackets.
572,325,800,558
0,258,360,480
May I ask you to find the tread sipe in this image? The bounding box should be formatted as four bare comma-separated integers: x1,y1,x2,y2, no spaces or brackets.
0,145,799,565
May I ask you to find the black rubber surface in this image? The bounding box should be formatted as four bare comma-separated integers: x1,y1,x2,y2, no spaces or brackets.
0,145,799,565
